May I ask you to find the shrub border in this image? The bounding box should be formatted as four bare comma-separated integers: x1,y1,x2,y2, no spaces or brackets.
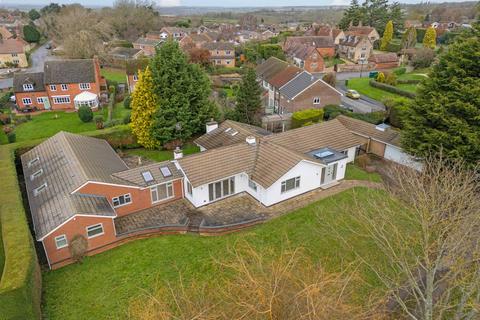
369,80,416,99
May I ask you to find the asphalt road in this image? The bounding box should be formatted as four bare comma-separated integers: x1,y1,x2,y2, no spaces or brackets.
337,80,385,114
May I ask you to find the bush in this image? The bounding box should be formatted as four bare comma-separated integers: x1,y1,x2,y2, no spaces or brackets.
385,73,397,86
6,132,16,143
78,106,93,122
416,28,427,43
322,72,336,87
94,115,104,129
103,119,123,128
384,97,410,128
386,41,401,53
123,95,131,109
393,67,406,76
91,125,138,148
376,72,385,83
22,24,41,43
292,109,324,128
397,79,422,85
123,112,131,124
412,48,435,69
323,105,386,124
369,80,416,99
0,114,10,125
69,234,88,263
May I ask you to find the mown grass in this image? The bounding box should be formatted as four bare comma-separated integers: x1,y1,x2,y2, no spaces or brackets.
101,68,127,84
125,143,200,162
347,77,404,101
42,187,402,319
344,164,382,182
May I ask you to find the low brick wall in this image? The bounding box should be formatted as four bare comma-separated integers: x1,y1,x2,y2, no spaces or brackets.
198,217,266,236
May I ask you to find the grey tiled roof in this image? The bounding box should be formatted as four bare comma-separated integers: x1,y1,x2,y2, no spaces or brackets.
279,71,318,100
203,41,235,51
112,161,183,187
256,57,288,82
13,72,45,93
21,132,129,240
133,37,162,46
44,59,96,84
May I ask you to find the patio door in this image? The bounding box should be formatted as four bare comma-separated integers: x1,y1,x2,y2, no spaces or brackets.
321,163,338,185
41,97,51,110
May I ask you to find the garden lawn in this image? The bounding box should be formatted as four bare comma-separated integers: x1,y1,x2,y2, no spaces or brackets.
345,164,382,182
125,143,200,162
0,218,3,280
14,112,96,142
347,78,404,101
42,187,404,319
101,68,127,84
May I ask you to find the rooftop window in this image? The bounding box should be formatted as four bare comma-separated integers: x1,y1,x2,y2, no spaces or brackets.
225,128,232,132
231,130,239,136
30,168,43,181
23,83,34,91
28,156,40,167
34,183,47,196
160,166,172,178
142,171,154,183
314,150,334,159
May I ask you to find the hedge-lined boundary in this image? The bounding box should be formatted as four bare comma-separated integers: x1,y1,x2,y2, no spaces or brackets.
397,79,422,85
0,145,41,320
0,125,135,319
369,80,417,99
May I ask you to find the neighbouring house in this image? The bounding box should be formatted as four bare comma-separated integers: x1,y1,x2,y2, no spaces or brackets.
236,30,261,43
336,115,422,170
338,35,373,63
332,28,345,44
22,131,184,269
0,38,28,68
180,33,212,49
346,25,380,44
284,36,335,58
156,27,191,41
0,25,14,39
203,42,235,68
256,57,341,121
13,59,106,111
289,45,325,73
126,58,149,93
107,47,143,62
184,119,361,208
368,53,399,69
133,37,161,56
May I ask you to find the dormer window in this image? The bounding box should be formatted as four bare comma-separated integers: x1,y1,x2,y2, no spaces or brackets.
34,183,47,196
30,168,43,181
23,84,34,91
28,156,40,167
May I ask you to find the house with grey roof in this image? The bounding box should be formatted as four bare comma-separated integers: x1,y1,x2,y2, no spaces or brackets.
13,58,107,112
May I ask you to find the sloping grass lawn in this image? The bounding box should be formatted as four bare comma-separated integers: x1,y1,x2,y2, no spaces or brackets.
347,78,403,101
42,187,403,319
101,68,127,84
15,112,96,142
345,164,382,182
125,143,200,162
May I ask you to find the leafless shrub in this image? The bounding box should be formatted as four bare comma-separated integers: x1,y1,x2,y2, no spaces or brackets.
69,234,88,263
128,243,368,320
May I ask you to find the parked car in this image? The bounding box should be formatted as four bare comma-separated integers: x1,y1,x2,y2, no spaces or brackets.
345,89,360,100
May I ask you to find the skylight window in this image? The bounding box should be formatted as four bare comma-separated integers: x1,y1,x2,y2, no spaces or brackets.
34,183,47,196
160,166,172,178
30,168,43,181
142,171,154,183
225,128,232,132
314,151,334,159
231,130,238,136
28,157,40,167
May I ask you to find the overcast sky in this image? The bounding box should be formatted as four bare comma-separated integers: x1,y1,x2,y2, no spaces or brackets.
3,0,472,7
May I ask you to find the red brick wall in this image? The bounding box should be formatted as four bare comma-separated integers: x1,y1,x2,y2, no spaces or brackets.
127,74,138,92
76,179,184,216
280,81,341,113
45,81,100,110
15,91,48,110
304,53,325,73
43,215,117,267
317,47,335,58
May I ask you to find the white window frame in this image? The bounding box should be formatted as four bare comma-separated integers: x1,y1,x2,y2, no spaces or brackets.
55,235,68,249
61,84,68,91
79,83,91,90
186,180,193,196
86,223,104,239
49,84,57,91
208,176,235,202
23,84,34,91
281,176,300,194
150,182,174,204
133,74,138,81
52,96,71,104
112,193,132,208
30,168,43,181
313,97,320,105
248,179,257,192
22,97,32,105
36,97,45,104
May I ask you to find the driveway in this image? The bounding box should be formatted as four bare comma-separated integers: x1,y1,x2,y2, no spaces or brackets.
337,80,385,114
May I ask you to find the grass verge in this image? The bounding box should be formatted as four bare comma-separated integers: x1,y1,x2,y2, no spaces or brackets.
42,187,399,319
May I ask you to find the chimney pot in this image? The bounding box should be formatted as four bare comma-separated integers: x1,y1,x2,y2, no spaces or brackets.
245,136,256,146
174,147,183,159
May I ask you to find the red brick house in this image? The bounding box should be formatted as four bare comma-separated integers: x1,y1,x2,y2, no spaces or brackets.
13,59,106,111
202,42,235,68
290,45,325,73
284,36,335,58
22,132,184,269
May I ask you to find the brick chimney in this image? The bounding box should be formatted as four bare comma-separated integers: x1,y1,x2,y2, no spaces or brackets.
173,147,183,159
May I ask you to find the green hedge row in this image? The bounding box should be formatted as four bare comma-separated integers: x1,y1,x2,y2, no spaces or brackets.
397,79,422,85
369,80,416,99
0,145,41,320
292,109,324,128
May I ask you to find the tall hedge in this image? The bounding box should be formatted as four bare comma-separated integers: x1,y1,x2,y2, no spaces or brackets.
0,145,41,320
292,109,324,128
369,80,416,99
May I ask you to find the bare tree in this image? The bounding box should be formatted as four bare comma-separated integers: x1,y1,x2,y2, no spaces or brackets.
332,157,480,320
128,243,367,319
